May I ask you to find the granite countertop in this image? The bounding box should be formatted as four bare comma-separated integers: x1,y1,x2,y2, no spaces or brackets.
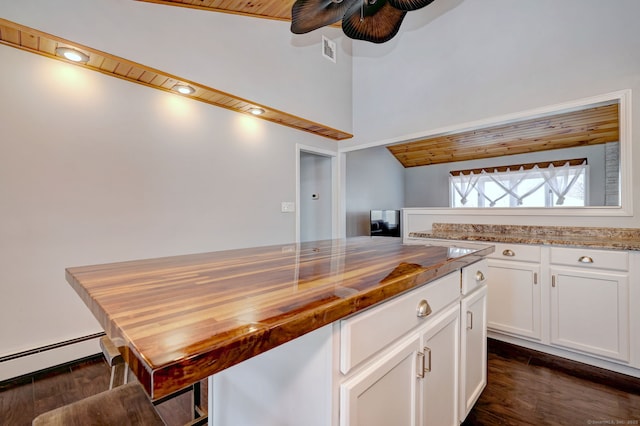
65,237,492,399
409,223,640,251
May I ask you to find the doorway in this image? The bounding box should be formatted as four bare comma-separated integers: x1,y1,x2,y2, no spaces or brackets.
297,146,338,243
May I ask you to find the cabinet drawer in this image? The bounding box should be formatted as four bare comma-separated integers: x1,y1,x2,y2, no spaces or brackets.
550,247,628,271
340,272,460,375
487,243,541,263
461,259,488,295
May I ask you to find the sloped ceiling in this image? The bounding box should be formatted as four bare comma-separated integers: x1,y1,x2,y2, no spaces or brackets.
387,103,620,168
137,0,296,22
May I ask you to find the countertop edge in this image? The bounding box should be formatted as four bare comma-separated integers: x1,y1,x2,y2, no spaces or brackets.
408,232,640,251
146,246,490,399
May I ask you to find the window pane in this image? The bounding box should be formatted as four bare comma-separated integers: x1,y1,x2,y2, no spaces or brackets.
449,164,586,208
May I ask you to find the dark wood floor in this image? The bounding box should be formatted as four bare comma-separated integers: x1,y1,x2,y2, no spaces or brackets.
1,339,638,425
0,356,204,426
463,339,640,425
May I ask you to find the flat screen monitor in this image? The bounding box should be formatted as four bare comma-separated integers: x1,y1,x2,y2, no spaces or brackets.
370,210,401,237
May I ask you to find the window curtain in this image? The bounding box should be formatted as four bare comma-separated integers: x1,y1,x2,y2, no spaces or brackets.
450,161,587,207
542,163,585,205
450,172,479,205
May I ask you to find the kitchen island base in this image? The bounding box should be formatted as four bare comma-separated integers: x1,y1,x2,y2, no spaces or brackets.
207,263,489,426
208,325,334,426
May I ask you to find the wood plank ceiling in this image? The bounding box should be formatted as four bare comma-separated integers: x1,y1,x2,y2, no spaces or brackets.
0,17,352,141
136,0,297,22
387,103,620,168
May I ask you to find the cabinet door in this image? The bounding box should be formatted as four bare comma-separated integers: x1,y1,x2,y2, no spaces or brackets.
459,286,487,422
340,333,420,426
419,304,460,426
487,259,541,340
550,267,629,362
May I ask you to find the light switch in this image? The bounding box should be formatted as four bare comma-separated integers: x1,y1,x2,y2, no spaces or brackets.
281,202,295,213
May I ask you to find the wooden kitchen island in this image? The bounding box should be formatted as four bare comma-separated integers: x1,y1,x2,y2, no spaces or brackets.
66,237,493,425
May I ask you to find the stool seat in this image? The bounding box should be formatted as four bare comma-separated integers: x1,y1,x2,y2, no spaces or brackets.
32,382,165,426
99,335,205,422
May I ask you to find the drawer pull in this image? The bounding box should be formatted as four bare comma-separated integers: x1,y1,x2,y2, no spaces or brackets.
475,271,485,282
502,249,515,257
578,256,594,264
424,347,432,372
417,351,425,378
416,299,432,318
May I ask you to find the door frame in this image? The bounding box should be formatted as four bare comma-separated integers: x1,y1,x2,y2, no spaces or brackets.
295,144,341,243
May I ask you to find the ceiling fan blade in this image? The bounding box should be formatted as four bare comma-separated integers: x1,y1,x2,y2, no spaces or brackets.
291,0,359,34
342,0,407,43
388,0,435,11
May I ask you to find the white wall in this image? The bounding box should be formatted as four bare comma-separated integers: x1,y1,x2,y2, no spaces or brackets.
345,147,405,237
0,0,353,133
345,0,640,228
0,1,351,379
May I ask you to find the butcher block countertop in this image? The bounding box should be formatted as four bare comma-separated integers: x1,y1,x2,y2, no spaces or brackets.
66,237,493,399
410,223,640,251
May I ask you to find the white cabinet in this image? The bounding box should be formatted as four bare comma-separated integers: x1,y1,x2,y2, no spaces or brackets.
459,284,487,421
339,262,489,426
420,304,460,426
339,271,462,426
550,247,630,362
485,243,636,373
340,333,420,426
487,259,541,340
340,303,462,426
486,243,541,341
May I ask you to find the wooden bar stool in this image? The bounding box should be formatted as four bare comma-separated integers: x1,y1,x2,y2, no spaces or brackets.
32,382,165,425
100,336,206,420
99,335,129,389
33,335,208,425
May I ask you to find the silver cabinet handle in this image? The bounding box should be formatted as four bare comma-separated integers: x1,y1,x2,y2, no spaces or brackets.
475,271,485,282
534,272,538,285
467,311,473,330
417,351,425,378
552,275,556,288
578,256,594,264
416,299,432,318
424,347,432,372
502,249,515,257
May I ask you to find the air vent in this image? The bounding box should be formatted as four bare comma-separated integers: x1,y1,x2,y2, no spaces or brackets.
322,35,337,63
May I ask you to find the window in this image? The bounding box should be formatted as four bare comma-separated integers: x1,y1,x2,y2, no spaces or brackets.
450,160,588,208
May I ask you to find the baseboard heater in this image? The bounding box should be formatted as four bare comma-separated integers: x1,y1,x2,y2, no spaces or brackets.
0,332,105,363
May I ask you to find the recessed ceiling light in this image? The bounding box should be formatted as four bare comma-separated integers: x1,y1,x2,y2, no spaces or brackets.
55,47,90,63
172,84,195,95
249,107,265,116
